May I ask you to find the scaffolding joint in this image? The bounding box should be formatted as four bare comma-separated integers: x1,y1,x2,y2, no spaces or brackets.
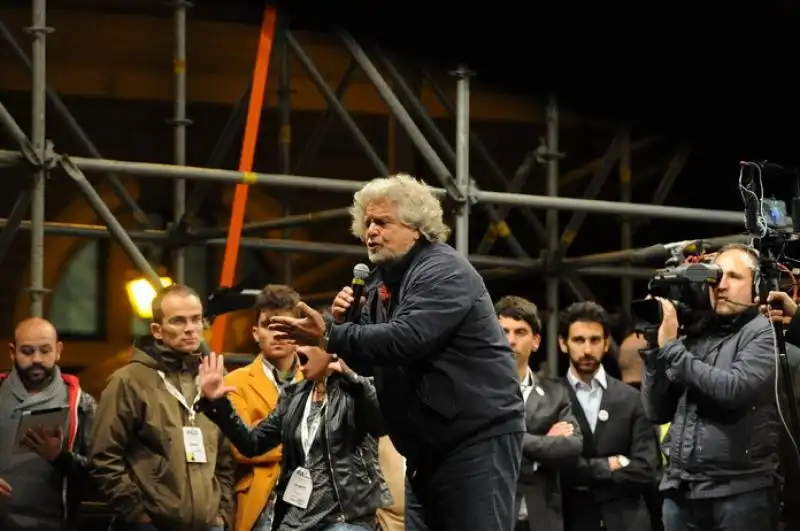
534,136,565,165
165,117,194,127
18,139,56,172
24,24,54,37
165,0,194,8
24,286,51,297
165,218,202,250
449,65,475,79
41,139,57,172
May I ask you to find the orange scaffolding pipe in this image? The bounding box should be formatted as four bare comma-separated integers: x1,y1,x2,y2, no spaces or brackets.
210,6,278,353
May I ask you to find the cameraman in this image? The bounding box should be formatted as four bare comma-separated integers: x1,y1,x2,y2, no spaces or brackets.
641,244,781,531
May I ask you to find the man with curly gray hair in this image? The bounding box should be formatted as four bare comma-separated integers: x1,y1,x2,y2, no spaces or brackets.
269,173,525,531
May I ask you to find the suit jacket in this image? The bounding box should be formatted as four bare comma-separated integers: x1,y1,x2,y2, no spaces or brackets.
562,375,658,531
517,376,583,531
223,355,302,531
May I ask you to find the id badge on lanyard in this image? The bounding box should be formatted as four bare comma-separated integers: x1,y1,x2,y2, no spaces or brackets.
158,371,207,463
283,389,326,509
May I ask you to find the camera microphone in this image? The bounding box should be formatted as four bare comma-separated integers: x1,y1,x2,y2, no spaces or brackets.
345,263,371,323
740,163,762,235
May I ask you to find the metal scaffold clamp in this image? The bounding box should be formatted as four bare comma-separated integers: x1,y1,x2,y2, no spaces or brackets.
24,21,54,37
449,64,475,79
467,177,479,206
541,247,564,278
534,135,565,165
40,139,57,173
165,0,194,8
165,218,201,250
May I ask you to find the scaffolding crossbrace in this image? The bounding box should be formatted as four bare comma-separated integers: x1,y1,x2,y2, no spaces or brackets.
0,3,751,349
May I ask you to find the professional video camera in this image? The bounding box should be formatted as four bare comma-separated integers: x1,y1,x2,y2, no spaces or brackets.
629,241,722,334
630,161,800,335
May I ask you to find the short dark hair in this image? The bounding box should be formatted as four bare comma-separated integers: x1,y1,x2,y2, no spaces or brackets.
715,243,759,273
559,301,610,338
254,284,301,320
495,295,541,334
151,284,201,323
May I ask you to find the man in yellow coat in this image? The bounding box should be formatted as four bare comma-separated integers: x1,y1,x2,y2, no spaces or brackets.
224,285,304,531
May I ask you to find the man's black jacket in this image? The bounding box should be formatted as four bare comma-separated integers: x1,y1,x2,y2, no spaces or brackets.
326,241,525,465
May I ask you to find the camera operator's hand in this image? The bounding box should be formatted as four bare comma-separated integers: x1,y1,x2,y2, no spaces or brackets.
655,298,679,347
756,291,797,325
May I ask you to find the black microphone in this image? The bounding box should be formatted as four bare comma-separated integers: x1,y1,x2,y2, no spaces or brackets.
345,263,371,323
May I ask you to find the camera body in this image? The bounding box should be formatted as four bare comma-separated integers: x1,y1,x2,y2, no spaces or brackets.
631,257,722,332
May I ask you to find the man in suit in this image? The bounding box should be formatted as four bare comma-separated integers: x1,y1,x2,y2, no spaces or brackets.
559,301,659,531
496,295,583,531
223,285,303,531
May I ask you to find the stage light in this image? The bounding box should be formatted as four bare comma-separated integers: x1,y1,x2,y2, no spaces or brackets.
126,277,173,319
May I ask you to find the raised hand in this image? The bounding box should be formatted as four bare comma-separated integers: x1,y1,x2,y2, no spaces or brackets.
198,352,237,400
269,301,326,346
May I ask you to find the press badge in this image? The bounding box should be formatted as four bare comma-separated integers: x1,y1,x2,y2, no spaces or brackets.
283,467,313,509
182,427,207,463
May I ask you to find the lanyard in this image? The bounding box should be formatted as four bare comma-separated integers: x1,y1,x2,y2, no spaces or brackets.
158,370,202,425
299,388,326,461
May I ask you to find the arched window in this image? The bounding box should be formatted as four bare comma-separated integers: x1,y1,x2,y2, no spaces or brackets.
48,240,107,338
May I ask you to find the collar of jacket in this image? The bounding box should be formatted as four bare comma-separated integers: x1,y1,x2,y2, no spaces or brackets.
374,238,430,289
133,335,202,374
688,305,760,338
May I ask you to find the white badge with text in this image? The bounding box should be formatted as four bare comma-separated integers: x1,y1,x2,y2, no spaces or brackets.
182,427,207,463
598,409,609,422
283,467,313,509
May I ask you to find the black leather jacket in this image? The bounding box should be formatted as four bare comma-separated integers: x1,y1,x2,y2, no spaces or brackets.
197,370,388,527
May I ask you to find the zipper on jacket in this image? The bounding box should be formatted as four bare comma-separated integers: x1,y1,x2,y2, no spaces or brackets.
357,447,373,484
324,389,347,517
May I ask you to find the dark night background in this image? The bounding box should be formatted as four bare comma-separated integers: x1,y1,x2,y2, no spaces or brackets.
4,0,800,348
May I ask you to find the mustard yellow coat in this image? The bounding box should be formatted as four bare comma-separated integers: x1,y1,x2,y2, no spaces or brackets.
223,356,302,531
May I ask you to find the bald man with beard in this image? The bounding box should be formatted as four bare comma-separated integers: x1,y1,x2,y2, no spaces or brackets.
0,317,97,531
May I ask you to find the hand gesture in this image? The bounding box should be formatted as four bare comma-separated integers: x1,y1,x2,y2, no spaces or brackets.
269,302,326,346
297,346,334,381
22,425,64,462
199,353,237,400
331,286,366,323
0,477,11,497
545,421,574,438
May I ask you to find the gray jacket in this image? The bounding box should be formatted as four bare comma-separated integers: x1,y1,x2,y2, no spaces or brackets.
641,311,781,487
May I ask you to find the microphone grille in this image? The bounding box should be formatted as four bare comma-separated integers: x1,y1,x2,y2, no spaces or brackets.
353,263,371,280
